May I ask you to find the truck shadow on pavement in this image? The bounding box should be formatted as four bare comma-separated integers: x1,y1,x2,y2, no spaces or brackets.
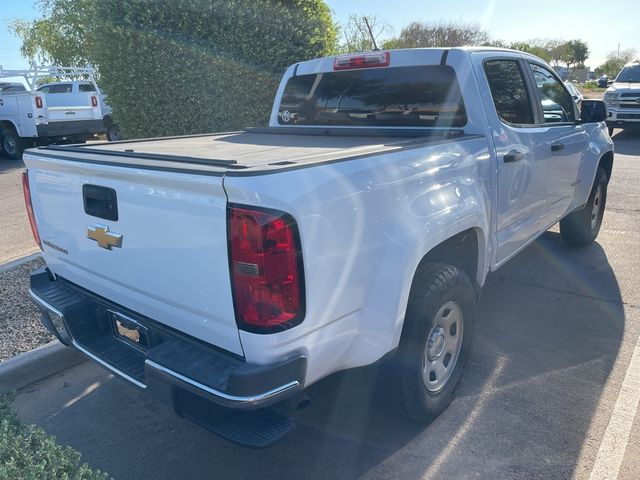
0,158,24,173
15,231,623,480
611,130,640,156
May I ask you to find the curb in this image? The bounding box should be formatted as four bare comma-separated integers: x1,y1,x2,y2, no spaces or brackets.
0,340,87,394
0,252,42,274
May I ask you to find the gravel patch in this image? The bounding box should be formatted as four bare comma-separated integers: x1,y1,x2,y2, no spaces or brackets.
0,257,53,362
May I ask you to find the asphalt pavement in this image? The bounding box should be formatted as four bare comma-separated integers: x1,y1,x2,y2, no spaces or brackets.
0,158,39,264
6,130,640,479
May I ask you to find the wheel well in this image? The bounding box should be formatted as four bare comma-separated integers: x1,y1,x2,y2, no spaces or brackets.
0,120,17,134
103,115,112,126
418,229,479,287
599,151,614,182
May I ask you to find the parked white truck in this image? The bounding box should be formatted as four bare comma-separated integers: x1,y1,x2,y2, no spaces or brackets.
604,60,640,134
36,80,121,142
0,65,104,159
24,48,613,447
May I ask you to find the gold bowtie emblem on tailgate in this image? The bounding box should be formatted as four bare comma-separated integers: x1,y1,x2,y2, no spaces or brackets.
87,224,123,250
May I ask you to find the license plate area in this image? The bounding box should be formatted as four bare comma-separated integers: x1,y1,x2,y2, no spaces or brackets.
109,309,149,352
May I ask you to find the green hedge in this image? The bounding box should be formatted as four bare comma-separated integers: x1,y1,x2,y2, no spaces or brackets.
0,394,108,479
90,0,338,138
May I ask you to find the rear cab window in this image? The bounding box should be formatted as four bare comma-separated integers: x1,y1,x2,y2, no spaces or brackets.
40,84,73,94
277,65,467,128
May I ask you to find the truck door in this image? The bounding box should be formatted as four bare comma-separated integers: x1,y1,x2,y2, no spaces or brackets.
472,53,548,264
525,62,588,227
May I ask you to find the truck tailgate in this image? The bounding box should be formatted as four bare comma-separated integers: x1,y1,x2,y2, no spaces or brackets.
23,153,243,356
45,92,102,123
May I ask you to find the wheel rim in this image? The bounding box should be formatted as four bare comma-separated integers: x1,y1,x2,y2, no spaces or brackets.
4,136,17,156
591,184,603,231
422,300,464,392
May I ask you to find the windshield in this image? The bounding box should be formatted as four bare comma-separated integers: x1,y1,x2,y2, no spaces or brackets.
616,65,640,83
277,65,467,128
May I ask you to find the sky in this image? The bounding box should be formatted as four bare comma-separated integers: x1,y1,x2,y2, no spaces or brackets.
326,0,639,68
1,0,638,70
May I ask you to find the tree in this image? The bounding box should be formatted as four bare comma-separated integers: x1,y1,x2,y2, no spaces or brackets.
509,40,553,63
340,15,392,53
561,40,589,75
507,39,589,71
10,0,338,138
385,21,490,49
91,0,338,138
8,0,94,66
596,48,638,77
547,40,569,67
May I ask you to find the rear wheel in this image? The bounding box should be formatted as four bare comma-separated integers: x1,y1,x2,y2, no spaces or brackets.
560,166,608,247
376,263,476,423
106,123,122,142
1,128,25,160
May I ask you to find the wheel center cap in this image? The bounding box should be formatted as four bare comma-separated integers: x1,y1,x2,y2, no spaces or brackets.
427,326,446,361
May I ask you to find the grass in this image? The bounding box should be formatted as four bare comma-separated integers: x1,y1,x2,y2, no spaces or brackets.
581,80,607,92
0,393,109,479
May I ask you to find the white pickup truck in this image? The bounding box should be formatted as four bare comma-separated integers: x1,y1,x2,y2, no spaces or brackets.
604,61,640,134
0,65,104,160
36,80,121,142
24,47,614,447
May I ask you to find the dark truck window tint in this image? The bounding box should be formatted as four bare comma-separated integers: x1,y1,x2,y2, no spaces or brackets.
484,60,534,125
529,63,576,123
50,84,72,94
277,65,467,128
79,84,96,92
616,65,640,83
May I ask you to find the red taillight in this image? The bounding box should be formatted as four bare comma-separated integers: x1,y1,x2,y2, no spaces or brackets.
22,171,42,249
333,51,390,70
35,96,43,108
91,96,98,107
228,205,304,332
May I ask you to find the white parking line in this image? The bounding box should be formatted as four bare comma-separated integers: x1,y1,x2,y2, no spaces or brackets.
589,334,640,480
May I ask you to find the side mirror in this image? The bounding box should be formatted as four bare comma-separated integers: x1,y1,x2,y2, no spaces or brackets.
580,100,607,123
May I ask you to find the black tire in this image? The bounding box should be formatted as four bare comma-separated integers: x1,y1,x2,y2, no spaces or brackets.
376,263,476,423
1,128,25,160
106,123,122,142
608,127,614,136
560,166,608,247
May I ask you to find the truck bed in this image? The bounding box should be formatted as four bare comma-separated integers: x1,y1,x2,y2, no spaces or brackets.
35,127,472,174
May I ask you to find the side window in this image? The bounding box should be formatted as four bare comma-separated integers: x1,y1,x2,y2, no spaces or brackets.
529,63,576,123
51,84,72,94
484,60,535,125
37,86,50,94
79,84,96,92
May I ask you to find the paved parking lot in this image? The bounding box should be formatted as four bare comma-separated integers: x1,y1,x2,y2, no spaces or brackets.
0,159,39,264
5,130,640,479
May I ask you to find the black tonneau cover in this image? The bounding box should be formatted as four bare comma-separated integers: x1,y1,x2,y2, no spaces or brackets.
34,127,476,175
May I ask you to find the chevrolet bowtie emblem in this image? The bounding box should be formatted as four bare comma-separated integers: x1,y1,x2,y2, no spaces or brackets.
87,224,123,250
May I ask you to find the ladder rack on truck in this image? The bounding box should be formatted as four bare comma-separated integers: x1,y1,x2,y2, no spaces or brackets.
0,62,104,160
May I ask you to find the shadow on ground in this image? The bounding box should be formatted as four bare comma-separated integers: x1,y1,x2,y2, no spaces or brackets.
0,157,23,173
611,129,640,156
16,232,624,479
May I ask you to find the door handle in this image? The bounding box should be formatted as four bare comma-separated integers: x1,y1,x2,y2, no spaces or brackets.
503,150,524,163
551,143,565,152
